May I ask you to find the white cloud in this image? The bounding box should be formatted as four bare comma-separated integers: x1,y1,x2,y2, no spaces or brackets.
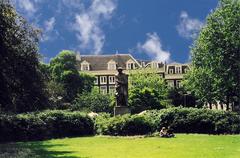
13,0,38,17
138,33,171,62
41,17,57,41
44,17,56,32
19,0,35,13
177,11,204,39
73,0,117,55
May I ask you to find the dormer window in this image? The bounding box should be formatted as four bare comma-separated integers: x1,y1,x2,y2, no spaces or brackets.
169,69,174,74
184,67,189,73
81,60,90,71
151,62,163,69
126,59,135,70
175,66,181,74
108,60,116,70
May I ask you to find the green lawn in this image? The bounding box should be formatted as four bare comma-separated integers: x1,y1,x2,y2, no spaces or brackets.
1,134,240,158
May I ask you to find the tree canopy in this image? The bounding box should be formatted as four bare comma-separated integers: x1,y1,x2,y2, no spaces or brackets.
184,0,240,110
48,50,95,102
0,1,48,113
128,69,169,113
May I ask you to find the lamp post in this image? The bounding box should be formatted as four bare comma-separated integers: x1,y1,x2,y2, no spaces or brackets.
183,91,191,107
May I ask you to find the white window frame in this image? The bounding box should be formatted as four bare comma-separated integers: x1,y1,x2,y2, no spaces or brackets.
109,76,115,84
167,80,174,88
100,76,107,84
175,66,181,74
100,86,107,94
169,68,174,74
184,68,189,73
176,80,182,88
81,61,90,71
108,60,117,70
126,59,135,70
94,77,98,85
109,86,116,95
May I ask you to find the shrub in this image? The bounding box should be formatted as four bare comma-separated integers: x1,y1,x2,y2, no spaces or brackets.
0,110,94,142
144,108,240,134
95,114,153,136
95,107,240,136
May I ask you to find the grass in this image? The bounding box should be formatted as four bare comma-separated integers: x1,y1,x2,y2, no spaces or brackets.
1,134,240,158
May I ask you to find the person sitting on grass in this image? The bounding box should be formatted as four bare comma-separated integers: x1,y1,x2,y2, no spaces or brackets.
160,127,175,138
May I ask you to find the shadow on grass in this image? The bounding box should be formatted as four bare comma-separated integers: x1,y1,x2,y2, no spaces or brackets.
0,141,88,158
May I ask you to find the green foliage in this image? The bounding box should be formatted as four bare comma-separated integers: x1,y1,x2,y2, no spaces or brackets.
129,69,168,96
48,50,95,102
128,69,169,113
185,0,240,109
95,114,153,136
0,1,48,113
95,107,240,136
144,108,240,134
168,87,199,108
72,87,114,113
129,87,166,114
80,73,95,93
0,110,94,142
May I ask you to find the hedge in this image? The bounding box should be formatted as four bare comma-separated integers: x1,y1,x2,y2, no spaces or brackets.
1,108,239,142
95,108,240,135
144,108,240,134
0,110,94,142
95,113,153,136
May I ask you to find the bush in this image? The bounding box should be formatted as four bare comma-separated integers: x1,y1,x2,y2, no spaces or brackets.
95,107,240,136
0,110,94,142
95,114,153,136
144,108,240,134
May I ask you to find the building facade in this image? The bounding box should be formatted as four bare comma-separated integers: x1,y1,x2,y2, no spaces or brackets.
77,54,190,95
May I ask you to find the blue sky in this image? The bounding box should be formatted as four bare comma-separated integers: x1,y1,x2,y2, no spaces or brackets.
13,0,218,63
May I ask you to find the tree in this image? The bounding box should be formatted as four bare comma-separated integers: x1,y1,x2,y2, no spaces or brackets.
185,0,240,110
129,68,169,98
0,1,48,113
73,87,114,113
128,69,170,113
49,50,95,102
129,87,165,114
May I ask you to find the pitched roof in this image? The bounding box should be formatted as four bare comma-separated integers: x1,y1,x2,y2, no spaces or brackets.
77,54,141,71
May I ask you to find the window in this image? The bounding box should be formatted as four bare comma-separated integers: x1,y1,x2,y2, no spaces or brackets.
176,80,182,88
184,68,189,73
100,86,107,94
127,63,135,69
167,80,174,88
81,64,89,70
175,66,181,74
169,69,174,74
100,76,107,84
109,76,115,84
108,63,116,70
126,59,135,70
81,61,90,71
109,86,116,95
94,77,98,85
108,60,116,70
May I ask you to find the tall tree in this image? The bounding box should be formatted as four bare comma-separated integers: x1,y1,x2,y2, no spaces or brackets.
185,0,240,110
0,1,48,113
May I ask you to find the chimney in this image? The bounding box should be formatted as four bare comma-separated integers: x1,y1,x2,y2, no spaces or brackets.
76,51,81,61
